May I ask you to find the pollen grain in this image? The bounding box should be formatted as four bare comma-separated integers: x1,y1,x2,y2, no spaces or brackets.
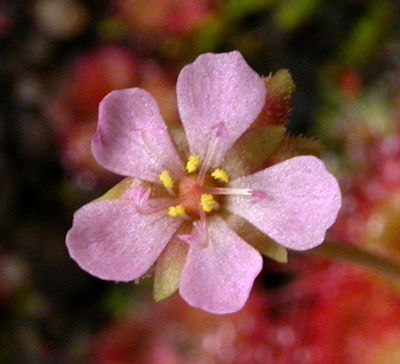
211,168,230,183
159,171,174,188
186,155,201,173
200,194,216,213
167,205,186,217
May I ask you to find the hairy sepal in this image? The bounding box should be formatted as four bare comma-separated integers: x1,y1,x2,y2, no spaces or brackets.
96,177,167,202
95,178,146,201
252,69,296,128
153,235,189,302
167,121,190,160
222,125,286,179
269,135,325,164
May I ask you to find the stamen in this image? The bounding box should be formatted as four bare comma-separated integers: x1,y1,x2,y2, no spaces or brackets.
200,194,216,212
159,171,174,189
211,168,230,183
167,204,187,217
204,187,253,196
197,122,227,185
186,155,201,173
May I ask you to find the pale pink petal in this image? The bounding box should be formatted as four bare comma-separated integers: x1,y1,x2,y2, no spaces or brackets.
66,199,181,281
92,88,183,183
226,156,341,250
176,51,266,167
179,216,263,314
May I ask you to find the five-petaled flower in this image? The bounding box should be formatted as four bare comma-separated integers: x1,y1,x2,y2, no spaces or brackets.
66,51,341,314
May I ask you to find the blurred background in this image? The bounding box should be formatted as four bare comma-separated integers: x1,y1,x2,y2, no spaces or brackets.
1,0,400,363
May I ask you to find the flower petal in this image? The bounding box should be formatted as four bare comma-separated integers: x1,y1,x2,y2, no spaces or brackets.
176,51,266,166
226,156,341,250
179,216,263,314
92,88,183,183
223,211,288,263
66,199,181,281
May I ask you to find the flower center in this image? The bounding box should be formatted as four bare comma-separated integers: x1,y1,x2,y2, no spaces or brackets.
158,152,266,220
153,124,267,248
177,175,220,216
158,154,230,218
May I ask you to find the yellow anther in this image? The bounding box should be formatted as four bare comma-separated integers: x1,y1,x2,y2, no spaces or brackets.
200,194,216,213
168,205,186,217
186,155,201,173
159,171,174,188
211,168,230,183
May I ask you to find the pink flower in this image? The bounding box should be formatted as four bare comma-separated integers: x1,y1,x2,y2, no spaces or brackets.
66,51,341,314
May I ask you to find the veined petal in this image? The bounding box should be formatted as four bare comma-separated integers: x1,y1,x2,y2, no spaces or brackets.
66,199,181,282
177,51,266,167
179,216,263,314
226,156,341,251
92,88,183,183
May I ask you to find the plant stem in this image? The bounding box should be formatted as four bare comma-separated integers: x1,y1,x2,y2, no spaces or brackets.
307,241,400,283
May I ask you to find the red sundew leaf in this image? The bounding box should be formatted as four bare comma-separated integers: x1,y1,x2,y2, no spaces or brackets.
70,46,138,116
93,291,274,364
277,264,400,364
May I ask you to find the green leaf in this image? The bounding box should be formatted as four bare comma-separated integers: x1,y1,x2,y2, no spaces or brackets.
225,0,274,21
153,238,188,302
339,1,393,65
274,0,321,30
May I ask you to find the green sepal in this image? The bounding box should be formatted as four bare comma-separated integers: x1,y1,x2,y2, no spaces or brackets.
265,69,296,100
222,125,286,179
96,177,167,202
95,177,143,201
223,211,287,263
168,122,190,160
253,70,295,128
153,237,188,302
270,134,325,164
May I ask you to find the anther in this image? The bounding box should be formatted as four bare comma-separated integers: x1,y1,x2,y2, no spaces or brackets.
186,155,201,173
211,168,230,183
159,171,174,188
168,204,186,217
200,194,216,213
